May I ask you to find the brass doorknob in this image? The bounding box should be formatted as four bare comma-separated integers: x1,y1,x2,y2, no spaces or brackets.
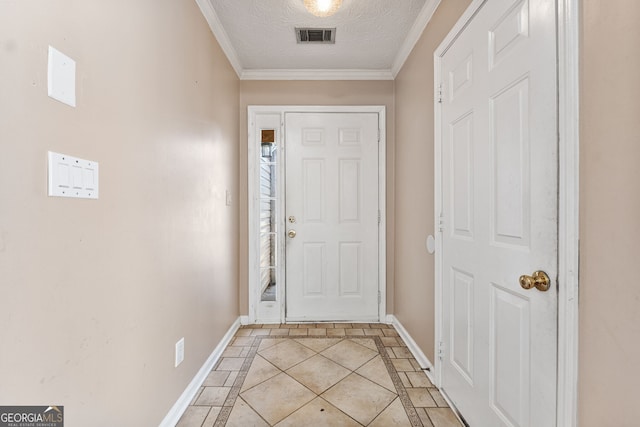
287,230,297,238
519,270,551,292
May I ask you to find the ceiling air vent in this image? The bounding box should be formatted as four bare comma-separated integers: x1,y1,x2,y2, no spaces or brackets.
296,28,336,44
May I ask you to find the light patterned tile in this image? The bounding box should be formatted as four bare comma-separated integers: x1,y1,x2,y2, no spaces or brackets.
217,357,245,371
321,339,377,371
258,338,279,351
250,329,271,336
235,329,252,337
201,406,221,427
308,328,327,336
406,388,437,408
194,387,230,406
429,388,449,407
287,354,351,394
369,397,412,427
345,328,365,335
241,373,316,425
294,338,342,353
356,355,396,392
327,328,346,336
406,371,433,387
426,408,464,427
259,339,316,370
189,387,203,405
225,397,269,427
398,372,412,388
231,336,255,346
322,373,396,425
364,328,384,336
391,346,413,358
381,336,401,346
383,329,400,337
392,358,415,372
416,408,435,427
241,355,281,392
293,328,309,336
224,371,238,387
348,338,377,351
203,370,229,387
222,346,243,357
270,329,290,336
176,406,210,427
275,397,360,427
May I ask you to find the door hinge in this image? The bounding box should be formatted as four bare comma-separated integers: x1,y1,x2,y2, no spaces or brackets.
438,341,445,361
437,83,444,103
378,210,381,224
438,212,444,232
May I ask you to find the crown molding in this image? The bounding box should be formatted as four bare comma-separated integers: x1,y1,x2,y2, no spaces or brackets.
391,0,442,77
196,0,441,81
195,0,243,77
240,69,394,81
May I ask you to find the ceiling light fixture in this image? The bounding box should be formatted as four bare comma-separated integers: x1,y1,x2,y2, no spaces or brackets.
303,0,343,18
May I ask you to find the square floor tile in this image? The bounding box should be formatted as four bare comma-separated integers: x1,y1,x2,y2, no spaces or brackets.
294,338,341,353
356,355,396,392
275,397,360,427
241,354,282,392
322,373,397,425
321,339,378,370
369,397,412,427
426,408,463,427
176,406,210,427
194,386,230,406
217,357,245,371
407,387,437,408
225,397,269,427
406,371,433,387
287,354,351,394
259,339,316,370
241,372,316,425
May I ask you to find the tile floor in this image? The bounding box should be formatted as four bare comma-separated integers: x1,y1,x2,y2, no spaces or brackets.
177,323,463,427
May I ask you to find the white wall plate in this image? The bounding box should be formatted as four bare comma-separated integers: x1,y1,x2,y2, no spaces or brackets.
48,152,99,199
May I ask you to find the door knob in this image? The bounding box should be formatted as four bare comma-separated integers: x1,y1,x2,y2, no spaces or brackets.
519,270,551,292
287,230,297,238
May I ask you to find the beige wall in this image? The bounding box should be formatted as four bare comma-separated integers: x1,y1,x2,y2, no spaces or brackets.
0,1,239,425
238,81,395,315
393,0,471,361
579,0,640,424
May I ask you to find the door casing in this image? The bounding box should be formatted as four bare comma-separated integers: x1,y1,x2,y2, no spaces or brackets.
247,105,387,324
433,0,580,426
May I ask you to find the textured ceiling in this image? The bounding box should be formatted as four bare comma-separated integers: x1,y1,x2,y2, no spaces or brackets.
200,0,436,79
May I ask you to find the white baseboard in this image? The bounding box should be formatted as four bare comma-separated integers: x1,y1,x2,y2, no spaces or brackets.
159,317,241,427
387,315,436,384
240,315,250,325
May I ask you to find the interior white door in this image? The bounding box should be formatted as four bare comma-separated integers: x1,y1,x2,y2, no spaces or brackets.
285,112,380,321
440,0,557,426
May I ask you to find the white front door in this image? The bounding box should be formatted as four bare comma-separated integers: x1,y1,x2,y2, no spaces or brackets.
285,112,380,321
440,0,558,426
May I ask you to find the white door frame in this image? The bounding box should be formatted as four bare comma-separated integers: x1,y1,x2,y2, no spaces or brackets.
248,105,387,324
433,1,580,426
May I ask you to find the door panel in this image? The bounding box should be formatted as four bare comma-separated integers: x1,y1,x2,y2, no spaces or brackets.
440,0,557,426
285,113,379,321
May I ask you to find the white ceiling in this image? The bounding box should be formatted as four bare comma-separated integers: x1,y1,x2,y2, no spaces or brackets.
196,0,440,80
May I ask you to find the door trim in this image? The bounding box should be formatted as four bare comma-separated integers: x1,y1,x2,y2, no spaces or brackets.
247,105,387,324
432,1,580,426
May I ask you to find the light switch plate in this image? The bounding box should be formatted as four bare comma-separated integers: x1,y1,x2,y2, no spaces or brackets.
48,152,99,199
47,46,76,107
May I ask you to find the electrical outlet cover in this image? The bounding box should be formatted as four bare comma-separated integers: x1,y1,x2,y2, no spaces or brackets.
48,46,76,107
